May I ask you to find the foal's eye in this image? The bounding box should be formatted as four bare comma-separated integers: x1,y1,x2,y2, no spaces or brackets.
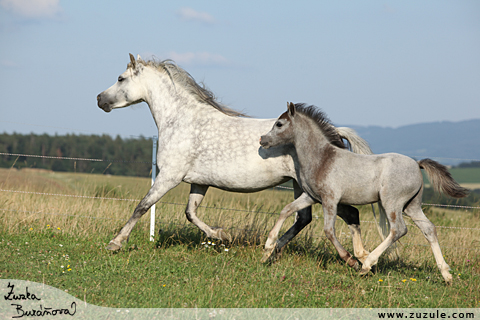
118,76,124,82
276,122,283,128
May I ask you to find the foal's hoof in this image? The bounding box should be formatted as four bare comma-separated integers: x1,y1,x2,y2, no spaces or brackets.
260,243,278,264
359,267,371,277
443,273,453,286
351,261,361,271
106,240,122,251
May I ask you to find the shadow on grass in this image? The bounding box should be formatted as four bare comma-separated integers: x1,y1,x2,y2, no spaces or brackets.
152,221,266,251
147,220,437,279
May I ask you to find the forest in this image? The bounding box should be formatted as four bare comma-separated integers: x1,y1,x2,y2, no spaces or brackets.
0,133,153,177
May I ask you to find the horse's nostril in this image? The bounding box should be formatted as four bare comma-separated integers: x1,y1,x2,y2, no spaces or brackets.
97,94,101,101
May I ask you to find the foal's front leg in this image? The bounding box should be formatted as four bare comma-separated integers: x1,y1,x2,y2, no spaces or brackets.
261,193,316,263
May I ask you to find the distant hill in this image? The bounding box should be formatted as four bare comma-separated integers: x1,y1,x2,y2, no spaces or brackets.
343,119,480,165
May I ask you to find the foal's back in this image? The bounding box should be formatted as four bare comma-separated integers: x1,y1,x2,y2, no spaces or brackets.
316,149,424,206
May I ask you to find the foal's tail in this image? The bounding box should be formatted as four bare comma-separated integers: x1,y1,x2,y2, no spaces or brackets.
418,159,469,198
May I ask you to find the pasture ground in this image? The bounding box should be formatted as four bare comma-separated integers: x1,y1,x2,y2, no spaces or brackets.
0,168,479,308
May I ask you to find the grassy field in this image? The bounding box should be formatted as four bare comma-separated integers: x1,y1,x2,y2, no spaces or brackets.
0,167,479,308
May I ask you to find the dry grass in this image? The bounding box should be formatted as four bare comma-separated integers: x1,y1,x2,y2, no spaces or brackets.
1,167,479,270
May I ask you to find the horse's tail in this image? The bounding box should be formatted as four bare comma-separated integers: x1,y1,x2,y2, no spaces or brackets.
336,127,373,155
418,159,469,198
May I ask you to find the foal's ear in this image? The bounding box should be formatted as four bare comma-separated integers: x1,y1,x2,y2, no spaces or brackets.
129,53,136,68
287,102,296,117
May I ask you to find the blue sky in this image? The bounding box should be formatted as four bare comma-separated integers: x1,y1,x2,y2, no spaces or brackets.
1,0,479,138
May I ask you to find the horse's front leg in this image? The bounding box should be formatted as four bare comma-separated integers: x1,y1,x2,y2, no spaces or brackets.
261,193,316,263
323,201,360,270
185,184,232,241
106,176,181,251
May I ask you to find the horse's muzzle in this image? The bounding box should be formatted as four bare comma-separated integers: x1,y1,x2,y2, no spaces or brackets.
97,93,112,113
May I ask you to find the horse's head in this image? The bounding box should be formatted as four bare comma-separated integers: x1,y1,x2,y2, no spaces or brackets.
260,102,296,149
97,54,147,112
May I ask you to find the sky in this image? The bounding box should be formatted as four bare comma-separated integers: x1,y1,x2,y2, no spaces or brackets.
0,0,479,139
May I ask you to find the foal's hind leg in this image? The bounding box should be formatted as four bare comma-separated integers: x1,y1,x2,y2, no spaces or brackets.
359,205,407,275
337,204,370,264
404,196,452,284
107,177,181,251
185,184,231,242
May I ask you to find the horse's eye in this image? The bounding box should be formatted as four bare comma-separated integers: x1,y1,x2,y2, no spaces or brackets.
276,122,283,128
118,76,124,82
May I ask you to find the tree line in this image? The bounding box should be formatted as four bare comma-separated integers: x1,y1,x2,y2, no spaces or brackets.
1,132,479,209
0,133,153,177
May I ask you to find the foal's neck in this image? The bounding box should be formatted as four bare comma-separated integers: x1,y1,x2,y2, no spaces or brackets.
293,115,332,155
292,115,337,186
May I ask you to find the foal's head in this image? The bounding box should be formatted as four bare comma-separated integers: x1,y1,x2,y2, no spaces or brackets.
260,102,296,149
260,102,346,150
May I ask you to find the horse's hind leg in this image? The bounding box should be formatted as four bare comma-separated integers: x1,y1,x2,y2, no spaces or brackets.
185,184,231,242
323,202,360,270
337,204,370,264
261,193,316,263
404,194,452,284
106,177,181,251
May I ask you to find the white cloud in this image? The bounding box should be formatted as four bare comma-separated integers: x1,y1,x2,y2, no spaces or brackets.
168,51,230,67
0,0,61,19
177,7,216,25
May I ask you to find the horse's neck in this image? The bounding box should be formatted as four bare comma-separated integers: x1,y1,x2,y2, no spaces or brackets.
143,73,210,131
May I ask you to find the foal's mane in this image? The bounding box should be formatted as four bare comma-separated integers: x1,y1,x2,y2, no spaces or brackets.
294,104,346,149
130,59,247,117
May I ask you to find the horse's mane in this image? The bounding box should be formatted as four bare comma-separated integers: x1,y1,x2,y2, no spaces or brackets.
294,103,346,149
130,59,248,117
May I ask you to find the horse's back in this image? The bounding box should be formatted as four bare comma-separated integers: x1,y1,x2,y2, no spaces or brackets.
183,116,296,191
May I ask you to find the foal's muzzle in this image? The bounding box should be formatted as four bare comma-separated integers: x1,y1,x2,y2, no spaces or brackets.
259,135,272,149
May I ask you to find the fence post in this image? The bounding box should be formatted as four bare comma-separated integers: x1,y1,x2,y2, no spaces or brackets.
150,136,158,242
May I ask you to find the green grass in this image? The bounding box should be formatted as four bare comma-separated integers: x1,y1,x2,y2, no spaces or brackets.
1,168,479,308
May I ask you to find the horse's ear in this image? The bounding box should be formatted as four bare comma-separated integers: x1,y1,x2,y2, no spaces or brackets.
137,54,143,62
288,102,296,117
129,53,136,68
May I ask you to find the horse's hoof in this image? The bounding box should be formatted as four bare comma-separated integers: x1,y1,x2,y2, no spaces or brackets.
106,241,122,251
219,229,232,242
212,228,232,242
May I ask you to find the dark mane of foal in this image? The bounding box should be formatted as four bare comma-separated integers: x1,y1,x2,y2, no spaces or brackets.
294,103,346,149
129,59,248,117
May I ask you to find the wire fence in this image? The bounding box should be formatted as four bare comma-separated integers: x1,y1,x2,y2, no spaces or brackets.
1,150,480,251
